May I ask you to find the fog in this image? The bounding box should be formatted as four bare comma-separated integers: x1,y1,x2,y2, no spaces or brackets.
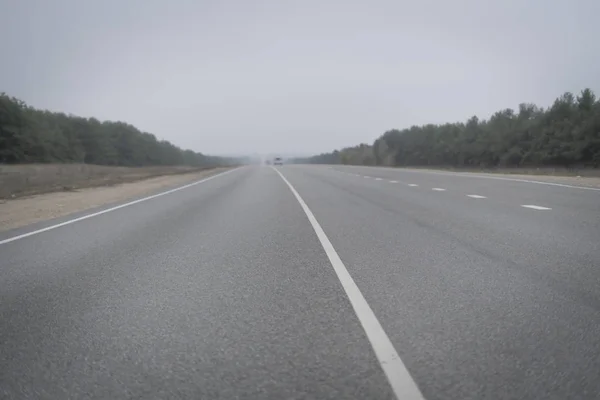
1,0,598,156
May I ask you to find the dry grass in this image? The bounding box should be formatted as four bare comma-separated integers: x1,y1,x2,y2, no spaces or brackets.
0,167,232,232
0,164,215,199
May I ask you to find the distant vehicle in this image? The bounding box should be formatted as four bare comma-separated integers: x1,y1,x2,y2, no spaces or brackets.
273,157,283,166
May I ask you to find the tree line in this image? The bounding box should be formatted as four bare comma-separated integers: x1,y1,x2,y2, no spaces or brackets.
301,88,600,169
0,93,231,167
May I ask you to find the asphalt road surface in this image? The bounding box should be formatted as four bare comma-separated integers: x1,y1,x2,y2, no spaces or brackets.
1,165,599,400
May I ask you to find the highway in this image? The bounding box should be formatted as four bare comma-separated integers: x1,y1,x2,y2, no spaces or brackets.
1,165,599,400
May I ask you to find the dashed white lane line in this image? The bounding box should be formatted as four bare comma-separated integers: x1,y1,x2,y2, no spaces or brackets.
339,171,555,211
341,166,600,191
272,167,426,400
521,205,552,210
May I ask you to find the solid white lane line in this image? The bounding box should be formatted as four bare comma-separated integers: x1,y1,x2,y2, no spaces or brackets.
272,167,426,400
343,166,600,191
467,195,487,199
408,184,418,187
432,188,446,191
521,205,552,210
460,175,600,191
0,167,242,246
375,178,383,181
389,180,399,183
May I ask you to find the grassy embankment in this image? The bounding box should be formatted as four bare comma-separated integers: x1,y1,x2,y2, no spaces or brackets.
0,164,217,199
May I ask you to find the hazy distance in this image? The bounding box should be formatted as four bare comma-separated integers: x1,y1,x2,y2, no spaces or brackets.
1,0,598,157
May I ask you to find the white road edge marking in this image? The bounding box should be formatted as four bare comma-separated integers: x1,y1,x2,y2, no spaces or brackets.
455,174,600,191
272,167,425,400
432,188,446,191
467,195,487,199
0,167,241,246
338,166,600,191
521,205,552,210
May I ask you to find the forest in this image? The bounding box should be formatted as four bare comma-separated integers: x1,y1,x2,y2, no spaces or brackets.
0,93,229,167
303,89,600,169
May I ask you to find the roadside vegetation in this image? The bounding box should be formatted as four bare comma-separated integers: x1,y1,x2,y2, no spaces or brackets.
0,93,241,198
0,93,230,167
301,89,600,171
0,164,222,199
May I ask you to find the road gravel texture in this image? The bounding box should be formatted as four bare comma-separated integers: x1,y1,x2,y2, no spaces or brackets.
1,165,599,400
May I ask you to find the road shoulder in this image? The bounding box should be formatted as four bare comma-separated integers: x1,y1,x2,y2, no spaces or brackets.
0,167,231,232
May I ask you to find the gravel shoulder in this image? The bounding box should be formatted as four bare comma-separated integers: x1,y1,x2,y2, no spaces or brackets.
0,167,231,232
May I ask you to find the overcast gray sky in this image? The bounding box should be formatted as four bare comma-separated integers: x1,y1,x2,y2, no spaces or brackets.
1,0,599,156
